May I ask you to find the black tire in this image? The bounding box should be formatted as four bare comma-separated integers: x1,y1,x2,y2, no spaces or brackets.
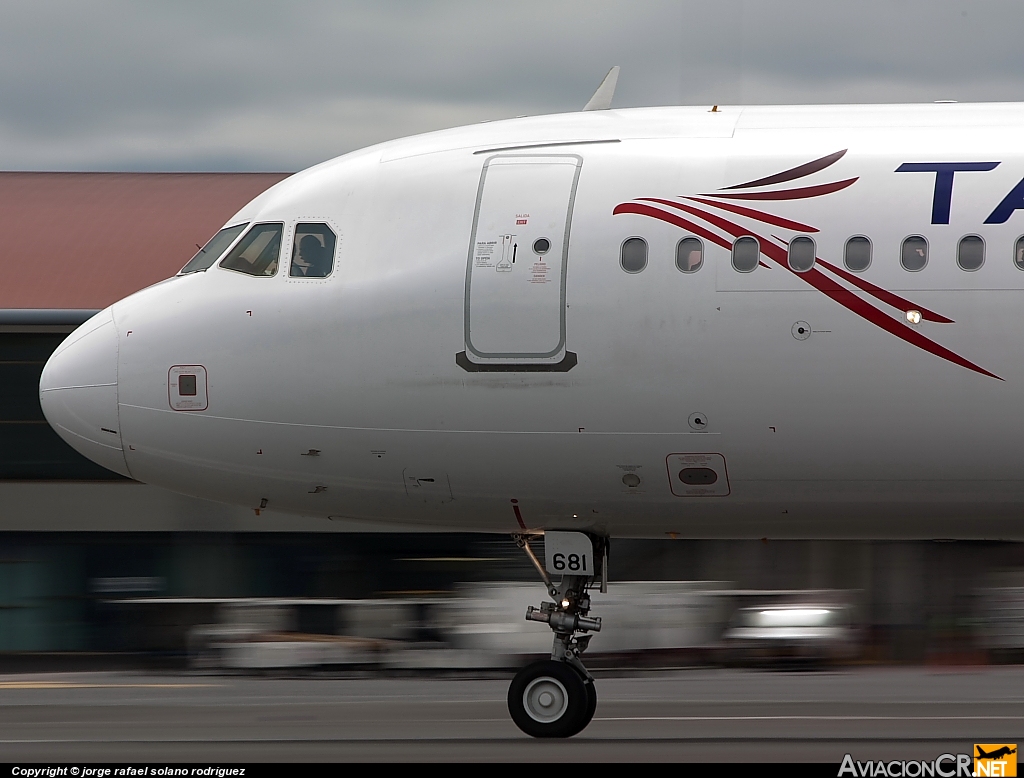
565,680,597,737
508,660,588,738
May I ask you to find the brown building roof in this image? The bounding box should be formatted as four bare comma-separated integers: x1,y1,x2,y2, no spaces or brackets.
0,172,290,310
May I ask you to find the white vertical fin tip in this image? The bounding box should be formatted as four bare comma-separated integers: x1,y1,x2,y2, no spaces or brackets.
582,66,620,112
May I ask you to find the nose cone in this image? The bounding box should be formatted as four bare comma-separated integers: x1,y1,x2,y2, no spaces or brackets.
39,308,131,477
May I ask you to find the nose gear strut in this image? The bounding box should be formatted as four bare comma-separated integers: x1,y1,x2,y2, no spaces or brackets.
507,531,608,738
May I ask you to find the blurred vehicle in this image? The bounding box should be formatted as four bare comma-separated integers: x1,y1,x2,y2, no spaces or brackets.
719,599,861,666
975,572,1024,661
185,599,414,670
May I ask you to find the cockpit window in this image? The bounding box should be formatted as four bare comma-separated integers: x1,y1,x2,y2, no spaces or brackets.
179,223,248,274
219,222,283,277
289,223,337,278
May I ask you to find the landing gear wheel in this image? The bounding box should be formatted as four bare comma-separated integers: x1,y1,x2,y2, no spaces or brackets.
565,680,597,737
508,660,588,738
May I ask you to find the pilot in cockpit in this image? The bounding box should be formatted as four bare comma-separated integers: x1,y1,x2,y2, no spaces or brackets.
291,234,329,277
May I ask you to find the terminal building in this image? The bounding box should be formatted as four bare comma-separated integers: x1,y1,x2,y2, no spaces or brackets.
0,172,1020,663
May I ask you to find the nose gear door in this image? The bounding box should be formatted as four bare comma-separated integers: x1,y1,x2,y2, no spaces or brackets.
458,154,581,371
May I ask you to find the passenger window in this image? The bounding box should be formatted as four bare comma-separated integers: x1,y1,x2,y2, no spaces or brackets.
620,237,647,273
957,235,984,271
179,223,247,274
788,236,815,273
732,236,759,273
220,223,283,277
1016,237,1024,270
844,236,871,272
676,237,703,273
290,223,337,278
900,235,928,272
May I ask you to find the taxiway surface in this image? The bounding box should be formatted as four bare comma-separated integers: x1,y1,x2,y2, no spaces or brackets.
0,667,1019,762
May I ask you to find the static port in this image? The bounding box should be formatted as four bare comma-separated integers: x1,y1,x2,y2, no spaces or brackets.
621,473,641,488
178,375,197,396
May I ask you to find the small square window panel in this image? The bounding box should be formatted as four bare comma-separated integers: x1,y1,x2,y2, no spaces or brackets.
168,365,208,411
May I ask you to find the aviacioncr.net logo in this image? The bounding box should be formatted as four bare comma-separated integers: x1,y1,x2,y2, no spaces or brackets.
974,744,1017,777
839,753,973,777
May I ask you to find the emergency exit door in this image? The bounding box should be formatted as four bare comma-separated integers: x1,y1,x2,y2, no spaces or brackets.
459,154,581,371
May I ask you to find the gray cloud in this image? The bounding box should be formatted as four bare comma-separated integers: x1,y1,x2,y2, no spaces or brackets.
0,0,1020,171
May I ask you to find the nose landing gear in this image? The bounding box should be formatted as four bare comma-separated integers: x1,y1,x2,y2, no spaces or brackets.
508,531,607,738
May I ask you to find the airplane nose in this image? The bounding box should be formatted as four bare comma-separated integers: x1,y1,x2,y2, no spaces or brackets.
39,308,131,477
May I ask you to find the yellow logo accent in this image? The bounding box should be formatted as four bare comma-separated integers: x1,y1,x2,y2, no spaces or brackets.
975,744,1017,777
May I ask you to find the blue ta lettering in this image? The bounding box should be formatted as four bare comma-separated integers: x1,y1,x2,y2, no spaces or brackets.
895,162,1000,224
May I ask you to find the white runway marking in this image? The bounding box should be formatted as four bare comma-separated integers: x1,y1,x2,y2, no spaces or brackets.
595,715,1024,722
0,681,219,689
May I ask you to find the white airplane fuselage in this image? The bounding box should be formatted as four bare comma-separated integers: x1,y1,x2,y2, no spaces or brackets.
39,103,1024,539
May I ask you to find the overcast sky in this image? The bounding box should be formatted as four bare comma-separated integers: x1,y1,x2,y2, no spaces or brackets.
1,0,1021,172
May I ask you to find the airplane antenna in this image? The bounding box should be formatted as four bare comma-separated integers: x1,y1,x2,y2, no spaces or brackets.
582,66,619,111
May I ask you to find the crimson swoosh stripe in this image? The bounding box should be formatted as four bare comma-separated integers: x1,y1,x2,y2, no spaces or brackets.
722,150,848,190
814,258,954,324
615,201,1001,380
767,235,954,324
696,209,1000,379
682,196,819,233
612,202,733,250
641,198,765,242
613,202,779,267
788,256,999,379
699,178,858,201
